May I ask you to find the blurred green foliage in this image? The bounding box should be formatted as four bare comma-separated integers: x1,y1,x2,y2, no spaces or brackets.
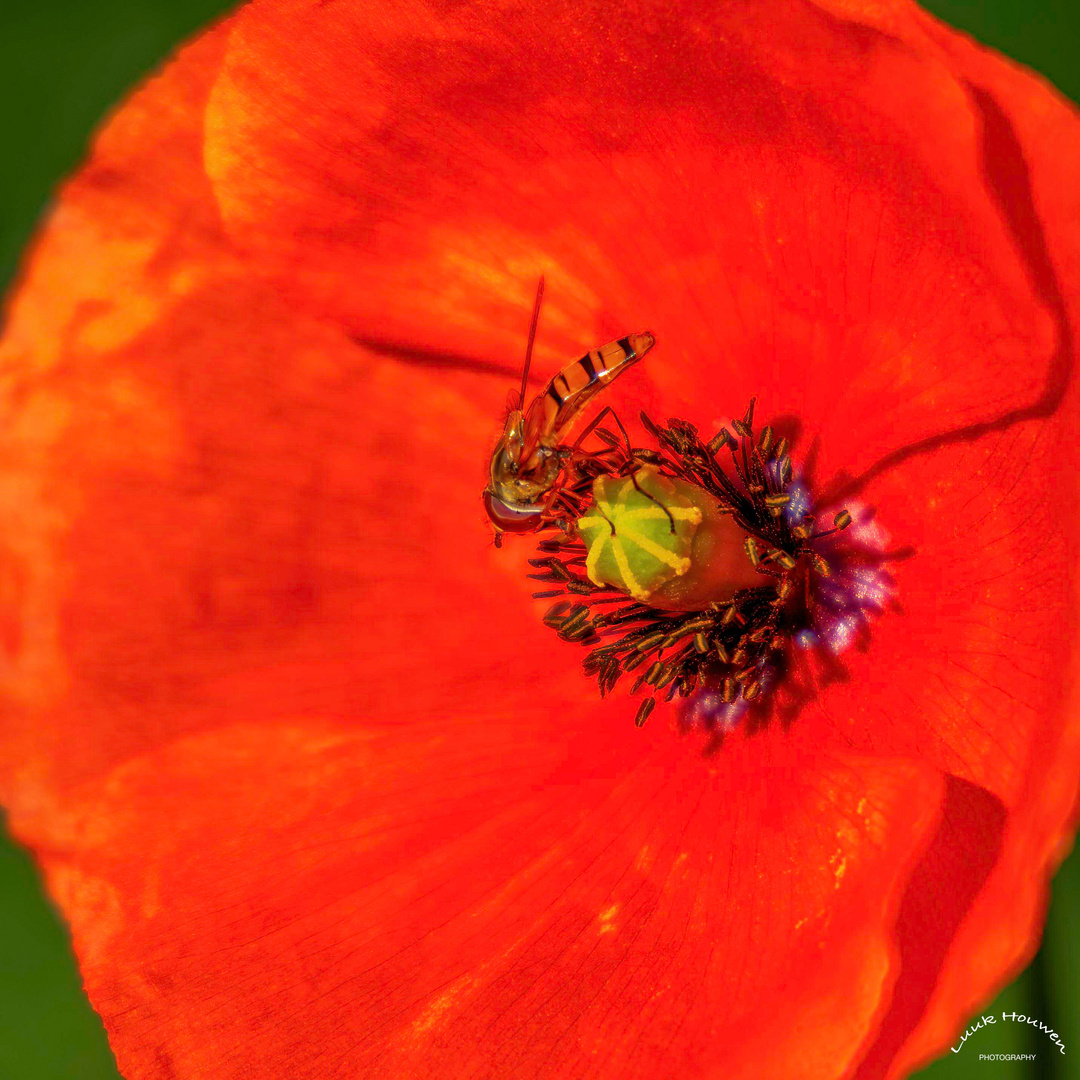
0,1,1077,1078
0,0,235,289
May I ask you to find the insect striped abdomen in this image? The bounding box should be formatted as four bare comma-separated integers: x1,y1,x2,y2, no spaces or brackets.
531,332,655,442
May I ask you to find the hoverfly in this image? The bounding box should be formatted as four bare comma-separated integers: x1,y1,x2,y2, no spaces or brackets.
483,278,655,544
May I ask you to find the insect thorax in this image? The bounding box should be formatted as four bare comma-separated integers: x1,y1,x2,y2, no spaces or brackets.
490,441,562,506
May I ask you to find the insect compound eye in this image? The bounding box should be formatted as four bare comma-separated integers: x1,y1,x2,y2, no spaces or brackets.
482,489,545,532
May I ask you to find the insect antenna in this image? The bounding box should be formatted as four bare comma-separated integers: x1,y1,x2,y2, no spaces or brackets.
518,275,545,409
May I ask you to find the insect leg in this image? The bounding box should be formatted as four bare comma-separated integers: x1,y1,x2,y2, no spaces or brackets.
627,469,676,535
598,408,678,535
567,405,677,535
600,405,636,458
581,406,677,535
569,404,619,454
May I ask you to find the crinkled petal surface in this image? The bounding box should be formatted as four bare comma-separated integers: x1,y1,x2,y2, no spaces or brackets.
0,1,1079,1079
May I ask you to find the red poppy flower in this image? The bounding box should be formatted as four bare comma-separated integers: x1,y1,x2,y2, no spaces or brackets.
1,0,1079,1077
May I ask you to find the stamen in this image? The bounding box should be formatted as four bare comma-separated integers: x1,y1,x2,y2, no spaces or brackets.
634,698,656,727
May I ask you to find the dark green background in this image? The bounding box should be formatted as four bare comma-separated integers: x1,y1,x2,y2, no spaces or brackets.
0,2,1077,1077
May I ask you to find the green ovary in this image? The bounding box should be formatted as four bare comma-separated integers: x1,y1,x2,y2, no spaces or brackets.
577,468,703,601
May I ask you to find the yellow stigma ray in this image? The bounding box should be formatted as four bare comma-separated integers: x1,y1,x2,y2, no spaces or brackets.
617,523,693,573
609,536,645,599
576,468,704,601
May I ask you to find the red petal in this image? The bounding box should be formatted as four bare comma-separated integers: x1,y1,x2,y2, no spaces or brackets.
206,0,1056,471
32,717,945,1079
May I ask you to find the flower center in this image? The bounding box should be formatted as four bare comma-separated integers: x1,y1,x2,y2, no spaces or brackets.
523,400,893,733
